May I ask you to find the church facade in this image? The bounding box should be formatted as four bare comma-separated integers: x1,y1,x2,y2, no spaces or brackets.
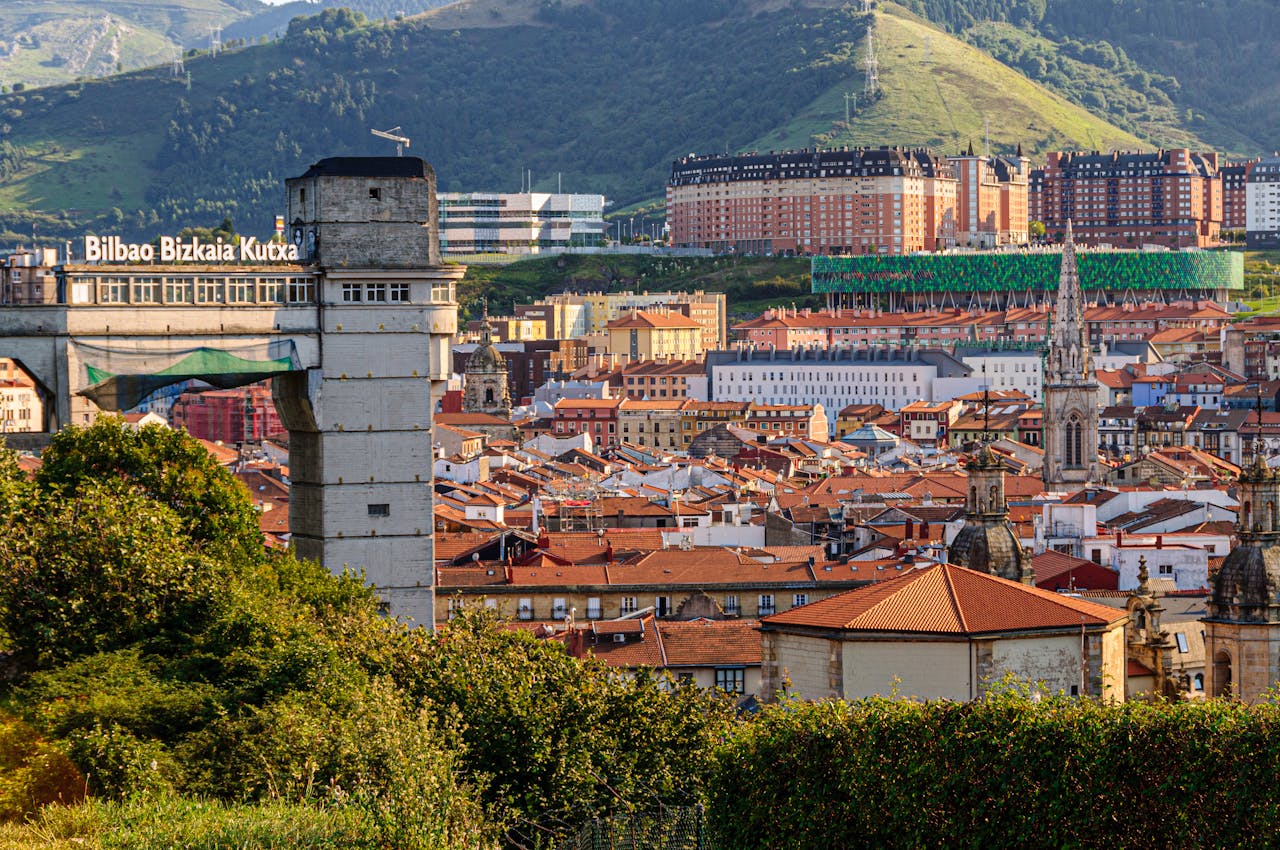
462,309,512,417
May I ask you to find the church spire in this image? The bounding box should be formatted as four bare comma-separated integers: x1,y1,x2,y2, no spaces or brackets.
1047,220,1088,383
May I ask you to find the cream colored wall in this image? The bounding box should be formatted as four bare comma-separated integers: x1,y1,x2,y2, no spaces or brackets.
841,639,972,700
1098,622,1126,702
773,632,839,700
990,634,1088,696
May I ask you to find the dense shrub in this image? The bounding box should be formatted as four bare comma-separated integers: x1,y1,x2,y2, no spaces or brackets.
708,691,1280,849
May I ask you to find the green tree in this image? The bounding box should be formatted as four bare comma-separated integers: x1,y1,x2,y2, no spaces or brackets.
0,481,217,666
35,419,263,561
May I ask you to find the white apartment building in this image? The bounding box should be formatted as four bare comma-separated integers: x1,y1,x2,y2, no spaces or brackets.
953,349,1044,401
1246,155,1280,250
705,347,970,436
438,192,606,256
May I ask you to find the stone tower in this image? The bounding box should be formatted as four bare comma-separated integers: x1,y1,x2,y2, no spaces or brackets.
948,443,1032,583
276,156,461,626
1042,220,1099,487
463,305,512,417
1203,427,1280,700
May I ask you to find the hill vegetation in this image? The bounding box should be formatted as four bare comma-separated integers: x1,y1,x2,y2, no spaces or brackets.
0,0,1151,245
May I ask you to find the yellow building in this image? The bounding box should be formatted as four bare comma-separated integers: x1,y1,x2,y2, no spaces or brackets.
605,310,705,361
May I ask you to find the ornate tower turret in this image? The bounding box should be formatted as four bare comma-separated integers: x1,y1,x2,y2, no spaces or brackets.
463,302,512,417
1042,220,1100,487
1204,393,1280,700
948,443,1032,584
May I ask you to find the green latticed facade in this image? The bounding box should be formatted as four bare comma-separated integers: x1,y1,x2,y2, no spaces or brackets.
811,251,1243,295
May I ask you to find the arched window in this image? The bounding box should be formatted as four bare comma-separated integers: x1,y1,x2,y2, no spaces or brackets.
1193,673,1204,692
1065,414,1083,468
485,387,495,405
1213,650,1233,698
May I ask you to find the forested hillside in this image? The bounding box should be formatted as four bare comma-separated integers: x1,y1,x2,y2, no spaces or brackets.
905,0,1280,153
0,0,1152,244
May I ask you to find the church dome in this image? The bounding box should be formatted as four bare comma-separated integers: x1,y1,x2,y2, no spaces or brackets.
948,522,1027,583
466,338,506,373
1210,543,1280,623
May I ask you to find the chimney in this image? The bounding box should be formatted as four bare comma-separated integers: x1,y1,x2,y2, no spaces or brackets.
1115,529,1122,548
905,518,914,540
1156,534,1163,550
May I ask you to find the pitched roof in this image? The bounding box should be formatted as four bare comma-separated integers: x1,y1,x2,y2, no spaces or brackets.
606,310,703,330
762,563,1125,634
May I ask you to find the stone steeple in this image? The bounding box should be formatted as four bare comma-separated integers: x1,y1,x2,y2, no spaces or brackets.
462,300,512,417
1042,220,1100,487
948,443,1032,584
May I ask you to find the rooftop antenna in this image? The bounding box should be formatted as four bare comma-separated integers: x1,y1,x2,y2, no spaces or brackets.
371,126,410,156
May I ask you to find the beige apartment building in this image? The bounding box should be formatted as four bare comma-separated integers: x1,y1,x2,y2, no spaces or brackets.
605,310,706,361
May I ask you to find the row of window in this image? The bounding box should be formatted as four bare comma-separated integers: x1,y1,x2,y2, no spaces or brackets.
508,593,811,621
81,276,317,306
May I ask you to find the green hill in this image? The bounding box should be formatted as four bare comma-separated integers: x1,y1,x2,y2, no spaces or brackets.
0,0,1167,244
764,3,1144,155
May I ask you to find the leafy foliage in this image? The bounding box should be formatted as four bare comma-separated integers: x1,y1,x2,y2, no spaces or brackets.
0,421,733,845
709,691,1280,849
35,419,263,561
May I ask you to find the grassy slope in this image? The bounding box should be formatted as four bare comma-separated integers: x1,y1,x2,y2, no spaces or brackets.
761,3,1146,156
0,0,252,89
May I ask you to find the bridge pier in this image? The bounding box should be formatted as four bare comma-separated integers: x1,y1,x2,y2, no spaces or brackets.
0,156,460,626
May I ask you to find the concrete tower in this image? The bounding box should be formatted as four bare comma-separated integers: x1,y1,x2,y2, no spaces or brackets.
462,305,512,416
277,156,462,625
1042,220,1099,487
948,443,1032,583
1203,422,1280,700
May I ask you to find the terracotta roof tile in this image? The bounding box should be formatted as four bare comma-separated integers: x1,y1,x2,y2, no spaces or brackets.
763,563,1125,634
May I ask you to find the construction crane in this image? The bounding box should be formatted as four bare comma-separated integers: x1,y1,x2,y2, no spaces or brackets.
371,126,410,157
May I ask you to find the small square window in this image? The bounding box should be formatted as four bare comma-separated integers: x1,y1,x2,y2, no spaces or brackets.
369,187,381,200
368,503,390,517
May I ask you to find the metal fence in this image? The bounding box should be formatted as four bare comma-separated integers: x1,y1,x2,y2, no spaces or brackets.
551,805,711,850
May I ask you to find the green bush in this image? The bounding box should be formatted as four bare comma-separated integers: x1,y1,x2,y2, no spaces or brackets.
708,692,1280,849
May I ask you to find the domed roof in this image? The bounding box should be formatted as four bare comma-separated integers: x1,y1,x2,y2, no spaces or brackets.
466,319,506,373
948,521,1028,584
466,338,506,372
1210,541,1280,623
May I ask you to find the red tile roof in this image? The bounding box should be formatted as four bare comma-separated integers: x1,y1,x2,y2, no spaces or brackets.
763,563,1125,634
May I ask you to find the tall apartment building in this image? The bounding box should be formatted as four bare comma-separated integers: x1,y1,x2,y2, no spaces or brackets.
945,147,1032,247
666,147,960,256
516,290,726,349
1246,154,1280,249
1030,149,1223,248
1221,159,1258,232
437,192,606,256
1,248,59,305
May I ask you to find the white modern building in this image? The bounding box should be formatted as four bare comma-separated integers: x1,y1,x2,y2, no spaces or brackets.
438,192,606,256
705,346,970,436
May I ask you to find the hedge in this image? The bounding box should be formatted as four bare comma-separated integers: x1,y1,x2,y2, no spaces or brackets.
708,691,1280,849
